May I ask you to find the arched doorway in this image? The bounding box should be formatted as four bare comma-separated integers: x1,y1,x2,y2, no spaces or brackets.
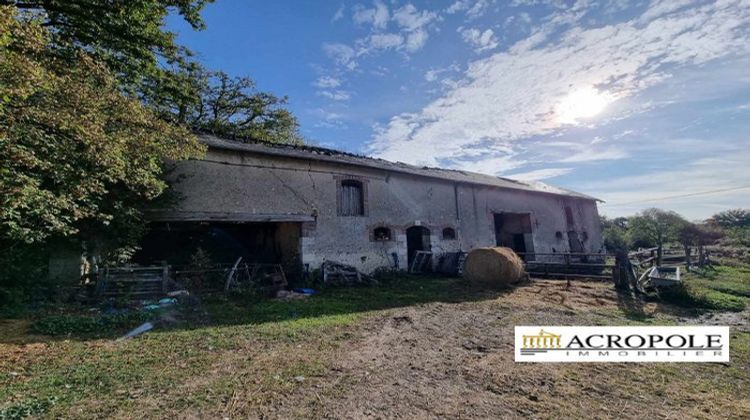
406,226,431,268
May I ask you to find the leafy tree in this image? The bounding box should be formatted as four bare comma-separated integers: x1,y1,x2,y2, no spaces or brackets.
600,215,628,230
628,208,687,265
3,1,302,144
709,209,750,229
602,226,628,254
2,0,211,101
677,223,722,270
170,70,302,144
0,6,204,248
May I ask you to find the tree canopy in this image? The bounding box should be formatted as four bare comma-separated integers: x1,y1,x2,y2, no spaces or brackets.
165,70,302,144
0,6,204,247
628,208,686,248
709,209,750,229
2,0,302,143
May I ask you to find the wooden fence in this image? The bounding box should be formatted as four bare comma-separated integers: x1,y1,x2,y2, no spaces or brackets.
518,252,615,281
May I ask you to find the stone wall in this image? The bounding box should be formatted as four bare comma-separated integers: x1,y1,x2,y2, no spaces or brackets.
161,147,603,274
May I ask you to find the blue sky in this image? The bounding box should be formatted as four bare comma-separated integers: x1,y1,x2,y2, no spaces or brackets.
167,0,750,219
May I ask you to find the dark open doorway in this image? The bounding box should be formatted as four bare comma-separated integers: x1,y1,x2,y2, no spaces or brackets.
406,226,431,268
134,221,302,280
493,212,535,260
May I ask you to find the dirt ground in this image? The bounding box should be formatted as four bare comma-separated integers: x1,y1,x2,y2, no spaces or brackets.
2,279,748,419
266,281,750,419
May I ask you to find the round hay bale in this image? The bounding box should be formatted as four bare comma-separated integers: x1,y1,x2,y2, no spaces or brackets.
464,247,525,286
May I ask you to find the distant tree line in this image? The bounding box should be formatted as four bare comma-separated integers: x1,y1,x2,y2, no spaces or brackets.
601,208,750,268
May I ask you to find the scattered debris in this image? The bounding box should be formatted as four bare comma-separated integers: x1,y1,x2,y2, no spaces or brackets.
96,265,170,299
409,251,433,273
322,261,372,285
275,290,310,300
637,266,681,292
224,257,244,292
292,288,316,295
435,252,467,276
117,322,154,341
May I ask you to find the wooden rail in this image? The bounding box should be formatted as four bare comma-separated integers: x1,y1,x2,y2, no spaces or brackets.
518,252,615,281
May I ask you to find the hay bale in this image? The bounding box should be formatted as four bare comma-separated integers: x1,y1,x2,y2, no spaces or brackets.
464,247,525,286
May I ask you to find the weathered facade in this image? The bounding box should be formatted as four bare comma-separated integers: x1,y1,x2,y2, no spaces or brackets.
142,135,603,277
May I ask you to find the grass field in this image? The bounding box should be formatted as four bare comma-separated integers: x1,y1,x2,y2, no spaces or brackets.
1,272,749,418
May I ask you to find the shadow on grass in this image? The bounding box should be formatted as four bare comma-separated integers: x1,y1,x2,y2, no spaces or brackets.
1,274,515,344
615,287,651,321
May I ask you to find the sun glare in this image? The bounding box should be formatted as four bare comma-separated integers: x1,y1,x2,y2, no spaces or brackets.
556,86,613,124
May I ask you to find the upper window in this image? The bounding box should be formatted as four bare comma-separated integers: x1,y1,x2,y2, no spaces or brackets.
442,227,456,240
338,179,364,216
374,227,392,241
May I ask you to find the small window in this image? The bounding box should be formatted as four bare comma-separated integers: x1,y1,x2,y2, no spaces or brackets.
374,227,391,241
339,180,364,216
555,231,563,240
581,231,589,241
442,227,456,240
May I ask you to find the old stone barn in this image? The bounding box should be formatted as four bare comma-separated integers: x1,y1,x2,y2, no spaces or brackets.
134,135,603,279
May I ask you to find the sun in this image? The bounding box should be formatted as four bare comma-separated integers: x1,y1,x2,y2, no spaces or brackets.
555,86,614,124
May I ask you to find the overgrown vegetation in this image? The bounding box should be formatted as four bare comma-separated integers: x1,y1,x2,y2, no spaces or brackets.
0,2,302,310
1,276,748,418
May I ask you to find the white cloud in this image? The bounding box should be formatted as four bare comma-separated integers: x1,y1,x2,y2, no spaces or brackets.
323,43,357,70
318,90,351,101
424,64,460,82
367,33,404,50
313,75,341,89
588,150,750,219
368,0,750,175
506,167,573,181
393,4,438,32
405,29,429,52
459,27,499,52
353,0,390,29
446,0,493,19
311,108,347,129
323,2,440,73
332,4,345,22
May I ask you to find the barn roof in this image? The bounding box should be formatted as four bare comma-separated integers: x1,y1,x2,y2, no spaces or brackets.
199,134,601,202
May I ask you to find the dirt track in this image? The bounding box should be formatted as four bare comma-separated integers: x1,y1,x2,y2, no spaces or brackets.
269,280,749,419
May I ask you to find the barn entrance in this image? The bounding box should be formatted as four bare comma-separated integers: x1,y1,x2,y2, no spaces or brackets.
406,226,431,268
493,212,535,261
134,221,302,280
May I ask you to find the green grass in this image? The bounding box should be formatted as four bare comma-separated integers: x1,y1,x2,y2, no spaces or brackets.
2,271,749,418
0,275,498,418
668,264,750,312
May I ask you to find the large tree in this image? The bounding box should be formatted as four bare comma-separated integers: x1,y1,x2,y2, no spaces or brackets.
2,0,210,103
628,208,687,265
709,209,750,229
2,0,302,143
0,6,204,248
163,70,302,144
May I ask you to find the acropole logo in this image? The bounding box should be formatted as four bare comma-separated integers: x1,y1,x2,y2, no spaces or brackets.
515,326,729,362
